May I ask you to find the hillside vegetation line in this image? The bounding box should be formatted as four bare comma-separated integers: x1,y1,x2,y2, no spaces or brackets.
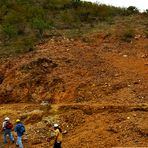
0,0,143,56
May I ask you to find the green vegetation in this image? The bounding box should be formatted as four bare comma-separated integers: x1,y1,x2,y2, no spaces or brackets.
121,29,135,42
0,0,141,56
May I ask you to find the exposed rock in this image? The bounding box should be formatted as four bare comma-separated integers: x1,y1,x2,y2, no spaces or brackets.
20,58,58,72
40,101,50,107
141,54,148,58
107,126,119,133
42,116,59,125
32,139,42,145
123,54,128,58
134,34,141,40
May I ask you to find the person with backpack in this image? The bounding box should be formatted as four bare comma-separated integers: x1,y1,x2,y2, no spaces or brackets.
51,123,63,148
2,117,14,144
14,119,25,148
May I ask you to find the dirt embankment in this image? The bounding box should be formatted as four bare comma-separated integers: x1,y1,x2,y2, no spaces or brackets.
0,34,147,104
0,31,148,147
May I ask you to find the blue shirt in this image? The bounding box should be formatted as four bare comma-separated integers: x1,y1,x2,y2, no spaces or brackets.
15,123,25,136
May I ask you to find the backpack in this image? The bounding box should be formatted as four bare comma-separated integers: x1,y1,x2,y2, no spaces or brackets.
19,125,25,135
5,122,13,129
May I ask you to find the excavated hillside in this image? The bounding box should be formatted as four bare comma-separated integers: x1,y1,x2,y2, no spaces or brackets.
0,15,148,147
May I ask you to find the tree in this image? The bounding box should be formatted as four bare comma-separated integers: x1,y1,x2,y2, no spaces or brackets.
127,6,139,14
72,0,81,8
32,18,51,39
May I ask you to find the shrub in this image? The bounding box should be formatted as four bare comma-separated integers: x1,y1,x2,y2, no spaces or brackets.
72,0,81,8
60,10,76,25
14,37,36,53
1,24,17,39
32,18,52,39
121,29,135,42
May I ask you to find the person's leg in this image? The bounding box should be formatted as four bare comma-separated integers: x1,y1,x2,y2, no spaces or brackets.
7,130,14,143
17,136,23,148
3,130,7,144
16,136,19,145
53,142,57,148
54,142,61,148
59,142,62,148
57,142,61,148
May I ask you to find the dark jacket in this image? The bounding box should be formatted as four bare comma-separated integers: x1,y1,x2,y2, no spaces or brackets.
15,123,25,137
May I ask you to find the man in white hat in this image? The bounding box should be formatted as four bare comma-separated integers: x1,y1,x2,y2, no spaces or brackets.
2,117,14,144
51,123,63,148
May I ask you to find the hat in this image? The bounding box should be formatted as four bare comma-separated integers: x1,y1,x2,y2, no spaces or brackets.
5,117,10,121
53,123,59,128
16,119,20,123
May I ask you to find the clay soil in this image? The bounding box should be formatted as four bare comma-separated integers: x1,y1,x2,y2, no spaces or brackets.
0,30,148,148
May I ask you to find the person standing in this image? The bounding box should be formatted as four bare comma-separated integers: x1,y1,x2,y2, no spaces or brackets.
15,119,25,148
51,123,63,148
2,117,14,144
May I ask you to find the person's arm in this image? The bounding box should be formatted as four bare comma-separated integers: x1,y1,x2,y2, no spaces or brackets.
2,122,5,128
11,123,14,131
50,127,54,131
1,122,5,131
54,130,59,137
14,125,17,132
23,125,26,132
2,122,4,128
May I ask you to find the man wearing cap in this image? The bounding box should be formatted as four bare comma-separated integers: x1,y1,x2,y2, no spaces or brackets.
2,117,14,144
51,123,63,148
15,119,25,148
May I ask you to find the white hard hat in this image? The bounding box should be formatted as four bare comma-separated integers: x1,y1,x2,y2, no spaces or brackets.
5,117,10,121
53,123,59,128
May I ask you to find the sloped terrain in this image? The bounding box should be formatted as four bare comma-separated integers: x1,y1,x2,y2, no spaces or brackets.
0,16,148,147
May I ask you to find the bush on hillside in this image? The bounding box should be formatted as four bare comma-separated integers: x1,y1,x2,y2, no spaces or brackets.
121,29,135,42
1,24,17,39
32,18,52,39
